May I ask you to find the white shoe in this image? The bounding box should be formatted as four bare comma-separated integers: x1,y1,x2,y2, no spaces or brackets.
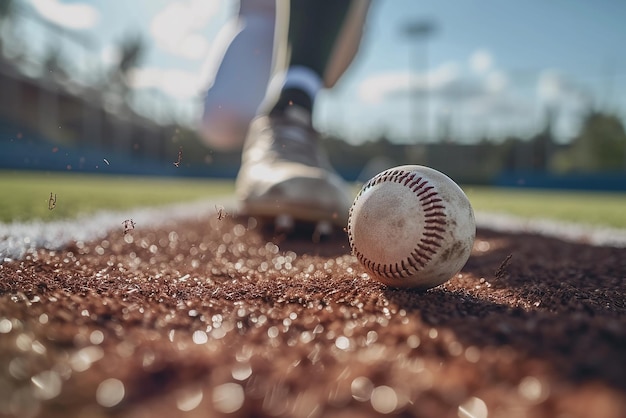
235,106,352,228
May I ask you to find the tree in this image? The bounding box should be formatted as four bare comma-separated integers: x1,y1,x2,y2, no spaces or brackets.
552,111,626,172
42,46,68,80
107,33,147,97
0,0,16,58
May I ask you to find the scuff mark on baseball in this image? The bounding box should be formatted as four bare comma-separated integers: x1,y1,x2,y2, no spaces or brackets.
347,165,476,289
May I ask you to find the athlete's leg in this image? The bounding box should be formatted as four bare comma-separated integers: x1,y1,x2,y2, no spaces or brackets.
236,0,373,230
200,0,371,149
200,0,288,149
264,0,372,116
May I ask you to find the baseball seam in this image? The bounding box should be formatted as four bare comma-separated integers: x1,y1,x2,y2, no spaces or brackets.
349,169,446,281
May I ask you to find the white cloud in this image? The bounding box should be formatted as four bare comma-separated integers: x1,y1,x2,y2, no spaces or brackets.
358,72,410,104
126,67,204,99
358,62,460,103
469,49,493,74
354,52,548,141
29,0,99,30
99,45,120,67
537,70,591,107
351,55,589,142
466,94,533,117
536,70,592,140
150,0,221,60
358,61,512,105
486,70,508,93
437,78,485,100
537,71,562,102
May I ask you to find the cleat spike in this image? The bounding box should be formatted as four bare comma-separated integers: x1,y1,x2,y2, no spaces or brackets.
275,214,295,232
312,220,333,243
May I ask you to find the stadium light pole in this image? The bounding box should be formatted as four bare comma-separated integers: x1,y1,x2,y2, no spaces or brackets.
402,19,437,144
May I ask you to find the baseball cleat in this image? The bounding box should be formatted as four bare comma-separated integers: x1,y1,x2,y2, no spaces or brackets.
235,106,352,230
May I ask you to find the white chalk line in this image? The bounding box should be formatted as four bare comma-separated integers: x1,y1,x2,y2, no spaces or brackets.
0,197,236,261
2,204,625,262
474,212,626,248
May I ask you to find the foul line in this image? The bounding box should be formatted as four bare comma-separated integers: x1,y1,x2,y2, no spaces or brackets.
2,205,625,261
475,212,626,248
0,197,237,261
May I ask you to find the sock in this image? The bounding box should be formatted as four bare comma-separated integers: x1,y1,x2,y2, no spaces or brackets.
266,66,322,116
270,87,313,115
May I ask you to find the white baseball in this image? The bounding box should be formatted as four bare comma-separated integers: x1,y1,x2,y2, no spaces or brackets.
347,165,475,289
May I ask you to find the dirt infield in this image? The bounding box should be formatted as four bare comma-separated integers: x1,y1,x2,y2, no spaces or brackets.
0,214,625,418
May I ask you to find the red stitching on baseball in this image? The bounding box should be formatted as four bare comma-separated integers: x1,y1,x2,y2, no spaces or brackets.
424,226,446,234
423,232,445,240
410,185,424,193
421,243,438,252
410,250,428,265
424,217,446,225
417,189,437,199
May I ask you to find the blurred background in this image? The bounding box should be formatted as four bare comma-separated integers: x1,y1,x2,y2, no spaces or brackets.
1,0,625,189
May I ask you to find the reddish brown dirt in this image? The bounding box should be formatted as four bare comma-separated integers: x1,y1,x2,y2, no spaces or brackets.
0,214,625,418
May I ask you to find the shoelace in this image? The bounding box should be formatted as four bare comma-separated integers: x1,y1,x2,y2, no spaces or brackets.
270,115,326,168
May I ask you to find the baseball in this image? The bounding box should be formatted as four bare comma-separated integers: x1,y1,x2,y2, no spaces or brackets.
347,165,475,289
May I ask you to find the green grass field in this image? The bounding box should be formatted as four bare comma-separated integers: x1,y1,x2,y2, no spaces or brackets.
0,170,234,223
464,186,626,229
1,170,625,229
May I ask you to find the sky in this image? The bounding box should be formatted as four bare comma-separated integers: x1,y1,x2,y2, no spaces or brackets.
6,0,626,144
